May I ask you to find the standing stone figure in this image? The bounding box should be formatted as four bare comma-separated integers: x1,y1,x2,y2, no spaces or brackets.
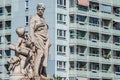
8,3,51,80
30,3,51,79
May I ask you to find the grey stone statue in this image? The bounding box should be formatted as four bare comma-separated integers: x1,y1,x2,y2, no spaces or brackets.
8,3,51,80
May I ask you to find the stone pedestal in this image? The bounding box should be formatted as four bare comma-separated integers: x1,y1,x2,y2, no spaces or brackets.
10,74,25,80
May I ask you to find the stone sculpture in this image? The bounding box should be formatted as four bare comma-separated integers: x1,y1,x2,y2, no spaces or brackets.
8,3,50,80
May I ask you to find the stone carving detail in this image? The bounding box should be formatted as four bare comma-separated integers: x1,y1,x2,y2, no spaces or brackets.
8,3,51,80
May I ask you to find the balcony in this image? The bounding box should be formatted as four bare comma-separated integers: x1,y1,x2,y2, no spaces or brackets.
88,40,99,48
70,38,87,46
0,14,11,21
0,29,11,35
3,0,12,5
101,72,113,78
69,68,115,78
113,43,120,50
88,24,99,32
69,54,86,61
88,70,100,78
113,15,120,20
101,57,111,64
69,69,87,77
89,55,99,62
69,23,87,31
69,7,88,15
100,0,112,5
115,72,120,78
100,27,111,35
100,42,112,49
89,10,99,17
112,29,120,36
113,58,120,64
113,0,120,6
100,12,112,19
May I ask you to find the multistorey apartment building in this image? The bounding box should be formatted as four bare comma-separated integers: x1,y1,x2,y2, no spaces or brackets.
69,0,120,80
0,0,11,80
43,0,120,80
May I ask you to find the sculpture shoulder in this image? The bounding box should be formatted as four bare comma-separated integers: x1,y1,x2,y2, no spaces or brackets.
30,14,39,20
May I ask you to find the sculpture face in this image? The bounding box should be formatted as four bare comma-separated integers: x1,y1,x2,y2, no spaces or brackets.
37,7,44,17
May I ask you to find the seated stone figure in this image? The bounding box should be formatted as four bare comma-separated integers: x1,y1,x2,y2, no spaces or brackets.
8,27,34,79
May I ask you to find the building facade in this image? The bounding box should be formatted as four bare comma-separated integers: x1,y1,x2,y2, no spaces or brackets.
68,0,120,80
0,0,11,80
42,0,120,80
1,0,120,80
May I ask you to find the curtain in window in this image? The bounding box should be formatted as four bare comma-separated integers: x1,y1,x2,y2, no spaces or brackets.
100,4,112,13
77,0,89,6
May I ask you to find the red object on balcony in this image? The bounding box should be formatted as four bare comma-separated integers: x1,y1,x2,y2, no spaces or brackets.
77,0,89,6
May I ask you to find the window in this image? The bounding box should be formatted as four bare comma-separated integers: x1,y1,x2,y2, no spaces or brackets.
69,0,74,7
0,65,2,73
113,50,120,59
89,17,99,26
76,30,86,39
69,61,74,69
89,47,99,57
57,61,66,70
113,36,120,44
89,32,99,41
69,46,74,54
102,49,111,59
101,34,110,43
0,50,2,58
57,29,66,39
57,45,66,55
0,36,2,44
57,0,66,8
5,35,11,44
76,15,87,23
5,20,11,29
90,63,99,71
100,4,112,14
70,30,75,39
102,64,110,72
69,14,74,23
69,77,75,80
25,0,29,10
5,50,11,57
26,16,29,26
0,21,3,30
77,61,86,70
76,46,85,54
114,65,120,72
0,7,3,15
90,78,99,80
77,5,88,11
113,7,120,16
113,21,120,30
57,13,66,24
89,2,99,12
101,19,111,28
5,6,11,15
61,77,66,80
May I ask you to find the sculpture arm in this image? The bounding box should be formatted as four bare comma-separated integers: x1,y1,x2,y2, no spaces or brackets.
30,16,35,42
15,38,22,51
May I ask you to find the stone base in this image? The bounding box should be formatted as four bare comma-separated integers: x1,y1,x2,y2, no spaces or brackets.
10,74,26,80
10,74,50,80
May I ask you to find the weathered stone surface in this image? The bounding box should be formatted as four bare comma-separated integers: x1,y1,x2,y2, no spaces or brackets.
8,3,50,80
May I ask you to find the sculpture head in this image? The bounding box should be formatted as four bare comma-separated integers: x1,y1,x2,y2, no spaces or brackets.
16,27,25,37
37,3,45,17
